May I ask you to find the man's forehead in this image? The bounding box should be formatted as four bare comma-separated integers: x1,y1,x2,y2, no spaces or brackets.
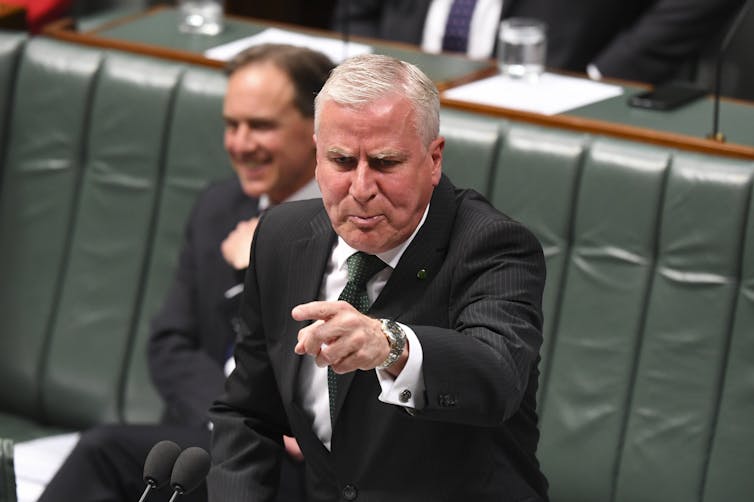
227,63,296,104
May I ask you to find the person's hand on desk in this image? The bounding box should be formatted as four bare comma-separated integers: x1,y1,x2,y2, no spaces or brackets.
292,301,408,377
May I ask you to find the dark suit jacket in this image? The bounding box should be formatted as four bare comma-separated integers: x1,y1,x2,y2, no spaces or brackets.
148,177,259,426
334,0,744,83
208,176,548,501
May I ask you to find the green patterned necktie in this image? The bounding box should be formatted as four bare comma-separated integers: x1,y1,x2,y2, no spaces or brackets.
328,252,386,423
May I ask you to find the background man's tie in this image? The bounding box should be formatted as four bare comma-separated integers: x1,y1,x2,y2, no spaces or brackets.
442,0,480,53
328,252,386,423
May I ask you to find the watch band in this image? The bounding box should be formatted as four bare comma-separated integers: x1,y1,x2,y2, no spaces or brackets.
377,319,406,370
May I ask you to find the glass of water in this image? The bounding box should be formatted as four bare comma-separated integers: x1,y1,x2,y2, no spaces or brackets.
178,0,225,36
497,18,547,82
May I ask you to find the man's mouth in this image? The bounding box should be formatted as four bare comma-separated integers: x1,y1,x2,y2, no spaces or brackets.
239,161,270,177
348,214,383,227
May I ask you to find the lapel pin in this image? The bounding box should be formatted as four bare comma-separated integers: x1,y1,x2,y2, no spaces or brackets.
417,269,427,280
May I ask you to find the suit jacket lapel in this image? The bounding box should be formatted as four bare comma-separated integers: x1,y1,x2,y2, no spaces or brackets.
282,208,336,406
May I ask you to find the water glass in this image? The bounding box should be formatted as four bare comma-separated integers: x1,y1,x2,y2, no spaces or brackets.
178,0,224,36
497,18,547,81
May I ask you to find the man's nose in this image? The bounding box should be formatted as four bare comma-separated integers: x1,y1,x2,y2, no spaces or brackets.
228,123,258,152
349,162,377,202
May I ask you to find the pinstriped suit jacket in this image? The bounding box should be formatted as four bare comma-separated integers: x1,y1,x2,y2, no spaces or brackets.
208,175,548,502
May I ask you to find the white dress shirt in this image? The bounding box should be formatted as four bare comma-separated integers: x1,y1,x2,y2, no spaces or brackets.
299,205,430,450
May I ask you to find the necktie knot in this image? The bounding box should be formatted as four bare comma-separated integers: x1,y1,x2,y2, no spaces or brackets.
339,252,385,313
346,252,385,289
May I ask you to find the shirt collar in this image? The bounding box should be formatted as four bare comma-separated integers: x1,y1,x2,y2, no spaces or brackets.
258,178,321,211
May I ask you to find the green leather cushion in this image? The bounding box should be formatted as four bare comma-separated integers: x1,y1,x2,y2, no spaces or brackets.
122,66,230,424
537,139,669,502
702,170,754,501
491,125,586,391
40,51,186,428
439,109,502,197
0,38,103,421
615,155,753,502
0,31,26,195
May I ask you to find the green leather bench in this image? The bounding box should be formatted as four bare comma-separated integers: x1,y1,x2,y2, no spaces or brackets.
0,32,229,438
1,31,752,502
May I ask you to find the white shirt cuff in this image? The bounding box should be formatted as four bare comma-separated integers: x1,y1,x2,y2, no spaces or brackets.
376,322,426,409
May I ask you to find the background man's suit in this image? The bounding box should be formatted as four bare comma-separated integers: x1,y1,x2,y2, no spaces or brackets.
334,0,744,83
40,178,305,502
149,177,258,427
209,175,548,502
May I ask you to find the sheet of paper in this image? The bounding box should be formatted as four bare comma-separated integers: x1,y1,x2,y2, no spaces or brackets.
13,432,80,502
205,27,373,63
442,73,624,115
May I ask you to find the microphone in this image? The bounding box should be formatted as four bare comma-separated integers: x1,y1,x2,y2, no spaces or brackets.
167,446,212,502
138,440,182,502
707,0,751,142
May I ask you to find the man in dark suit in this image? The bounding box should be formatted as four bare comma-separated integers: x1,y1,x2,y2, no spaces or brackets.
208,54,548,501
333,0,744,84
36,44,335,502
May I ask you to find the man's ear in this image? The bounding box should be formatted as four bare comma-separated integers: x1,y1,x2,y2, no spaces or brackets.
429,136,444,185
313,133,319,173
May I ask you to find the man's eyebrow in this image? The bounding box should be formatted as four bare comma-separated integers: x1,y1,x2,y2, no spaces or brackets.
223,115,277,124
369,150,408,161
326,147,353,156
325,148,409,161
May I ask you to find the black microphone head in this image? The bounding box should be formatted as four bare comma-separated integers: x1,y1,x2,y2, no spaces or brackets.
143,440,182,489
170,446,211,495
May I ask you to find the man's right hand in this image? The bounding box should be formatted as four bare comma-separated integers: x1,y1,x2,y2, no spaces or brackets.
221,217,259,270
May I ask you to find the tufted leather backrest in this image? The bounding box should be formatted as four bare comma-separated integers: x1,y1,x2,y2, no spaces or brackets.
0,35,230,430
490,128,754,502
121,67,230,424
0,37,103,422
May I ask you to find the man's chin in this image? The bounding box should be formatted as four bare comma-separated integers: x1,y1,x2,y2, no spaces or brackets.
238,179,270,198
338,227,394,255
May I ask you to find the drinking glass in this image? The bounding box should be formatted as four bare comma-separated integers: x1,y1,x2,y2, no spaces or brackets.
178,0,224,36
497,18,547,81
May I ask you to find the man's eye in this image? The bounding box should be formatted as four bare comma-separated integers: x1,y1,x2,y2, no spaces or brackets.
332,157,355,166
372,158,399,169
251,122,275,131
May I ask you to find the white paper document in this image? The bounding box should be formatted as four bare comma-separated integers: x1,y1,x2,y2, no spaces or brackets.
205,28,373,63
13,432,80,502
442,73,624,115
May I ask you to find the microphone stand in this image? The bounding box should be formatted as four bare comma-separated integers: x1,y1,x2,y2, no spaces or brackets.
137,484,155,502
707,0,751,142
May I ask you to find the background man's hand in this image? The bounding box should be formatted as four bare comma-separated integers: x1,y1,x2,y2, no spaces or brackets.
283,435,304,462
221,217,259,270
